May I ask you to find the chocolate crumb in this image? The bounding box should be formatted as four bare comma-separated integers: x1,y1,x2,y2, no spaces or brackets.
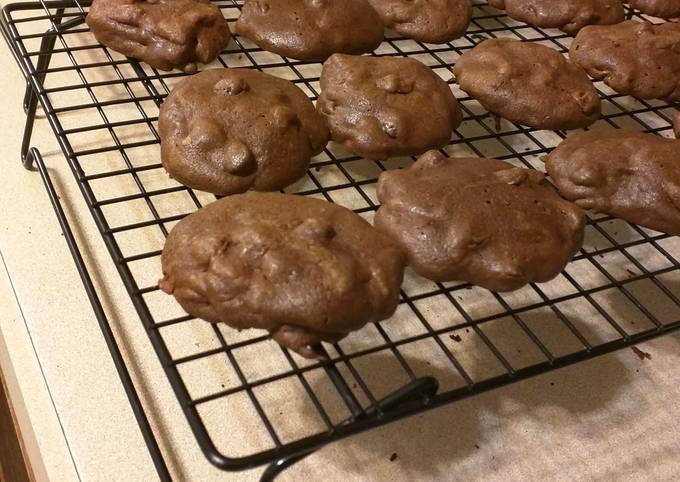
474,444,480,449
389,452,398,462
449,334,462,342
550,382,555,386
492,114,501,132
632,346,652,360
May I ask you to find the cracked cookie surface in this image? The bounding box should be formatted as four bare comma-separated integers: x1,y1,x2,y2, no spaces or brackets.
159,68,329,195
86,0,231,72
159,193,405,358
317,54,462,160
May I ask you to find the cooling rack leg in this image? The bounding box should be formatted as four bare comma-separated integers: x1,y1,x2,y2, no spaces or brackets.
21,8,82,168
259,376,439,482
21,102,38,169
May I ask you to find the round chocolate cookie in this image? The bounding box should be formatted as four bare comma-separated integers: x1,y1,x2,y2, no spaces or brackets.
628,0,680,18
159,69,329,195
545,129,680,235
488,0,624,35
367,0,471,44
234,0,384,61
375,151,585,292
86,0,231,73
159,193,406,358
317,54,462,160
453,39,601,130
570,21,680,101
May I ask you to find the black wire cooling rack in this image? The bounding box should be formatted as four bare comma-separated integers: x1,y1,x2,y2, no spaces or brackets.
3,1,680,480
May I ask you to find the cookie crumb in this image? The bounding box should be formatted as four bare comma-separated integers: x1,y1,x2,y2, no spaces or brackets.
449,334,462,342
632,346,652,360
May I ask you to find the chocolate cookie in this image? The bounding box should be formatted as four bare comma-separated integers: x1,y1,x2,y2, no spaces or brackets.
317,54,462,160
375,151,585,292
453,39,601,130
367,0,471,44
234,0,384,61
86,0,231,73
570,21,680,101
628,0,680,18
159,193,405,358
159,69,329,195
545,129,680,235
488,0,624,35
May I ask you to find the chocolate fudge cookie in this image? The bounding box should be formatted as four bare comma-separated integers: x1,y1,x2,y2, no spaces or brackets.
235,0,384,61
159,69,329,195
375,151,585,292
317,54,462,160
86,0,231,73
453,39,601,130
570,21,680,101
367,0,471,44
545,129,680,235
488,0,624,35
159,193,405,358
628,0,680,18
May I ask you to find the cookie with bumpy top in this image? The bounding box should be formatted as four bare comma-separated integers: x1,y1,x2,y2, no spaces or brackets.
235,0,384,61
317,54,462,160
368,0,471,44
159,193,405,359
453,39,601,130
159,69,329,195
488,0,624,35
375,151,585,292
86,0,231,73
628,0,680,19
570,21,680,101
545,129,680,235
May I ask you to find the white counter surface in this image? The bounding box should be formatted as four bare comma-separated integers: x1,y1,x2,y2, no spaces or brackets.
1,1,679,480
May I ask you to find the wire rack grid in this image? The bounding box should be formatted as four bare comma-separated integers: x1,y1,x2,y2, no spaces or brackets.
3,0,680,480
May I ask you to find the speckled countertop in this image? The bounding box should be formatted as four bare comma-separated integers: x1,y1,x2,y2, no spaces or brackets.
1,1,680,480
